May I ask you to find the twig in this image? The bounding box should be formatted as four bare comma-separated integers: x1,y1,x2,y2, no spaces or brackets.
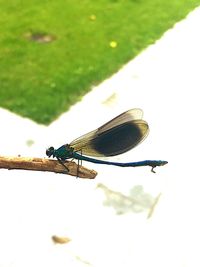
0,156,97,179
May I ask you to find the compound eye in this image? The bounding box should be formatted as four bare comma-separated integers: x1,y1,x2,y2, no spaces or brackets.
46,147,55,157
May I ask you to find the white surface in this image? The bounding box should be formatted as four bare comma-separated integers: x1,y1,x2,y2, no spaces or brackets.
1,7,200,267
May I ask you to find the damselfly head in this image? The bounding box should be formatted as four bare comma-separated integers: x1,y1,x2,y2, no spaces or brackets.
46,146,55,157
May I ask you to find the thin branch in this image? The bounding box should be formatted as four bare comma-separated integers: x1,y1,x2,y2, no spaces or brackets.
0,156,97,179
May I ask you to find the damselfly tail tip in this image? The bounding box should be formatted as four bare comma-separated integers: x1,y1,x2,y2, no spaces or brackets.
150,160,168,173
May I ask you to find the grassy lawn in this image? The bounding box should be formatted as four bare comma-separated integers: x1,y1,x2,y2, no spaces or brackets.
0,0,199,124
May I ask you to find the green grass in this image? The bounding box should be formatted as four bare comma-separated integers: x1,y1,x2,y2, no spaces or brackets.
0,0,199,124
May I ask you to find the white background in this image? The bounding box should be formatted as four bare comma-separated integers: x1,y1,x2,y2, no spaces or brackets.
0,7,200,267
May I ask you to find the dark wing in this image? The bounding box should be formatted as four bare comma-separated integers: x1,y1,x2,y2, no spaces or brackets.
70,109,149,157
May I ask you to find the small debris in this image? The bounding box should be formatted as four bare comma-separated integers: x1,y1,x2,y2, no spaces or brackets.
52,235,71,244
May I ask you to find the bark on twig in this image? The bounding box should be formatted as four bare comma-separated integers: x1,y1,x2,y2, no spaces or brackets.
0,156,97,179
